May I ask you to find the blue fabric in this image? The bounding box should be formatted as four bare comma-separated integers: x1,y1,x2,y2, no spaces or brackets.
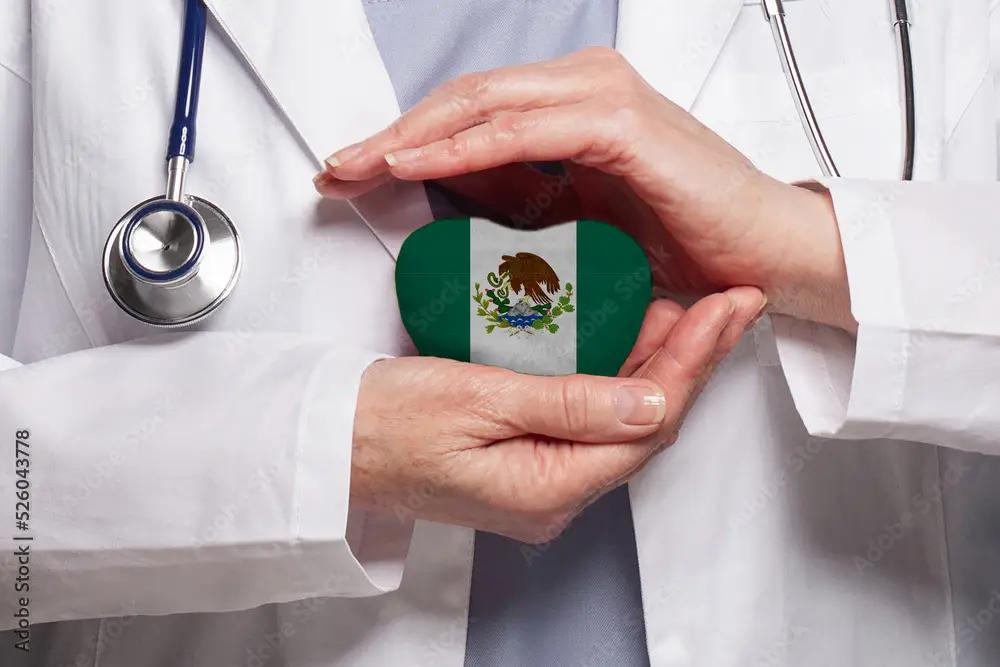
362,2,648,665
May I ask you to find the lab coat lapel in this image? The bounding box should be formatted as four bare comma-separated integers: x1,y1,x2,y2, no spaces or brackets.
202,0,432,256
617,0,745,110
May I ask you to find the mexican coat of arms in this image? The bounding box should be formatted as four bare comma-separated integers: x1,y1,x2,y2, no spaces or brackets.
473,252,574,335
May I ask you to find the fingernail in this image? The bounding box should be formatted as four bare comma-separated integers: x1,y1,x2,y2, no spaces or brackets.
615,384,667,426
312,172,337,194
325,144,363,170
385,148,421,166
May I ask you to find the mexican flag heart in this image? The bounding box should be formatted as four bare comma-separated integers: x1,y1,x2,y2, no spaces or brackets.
395,217,651,377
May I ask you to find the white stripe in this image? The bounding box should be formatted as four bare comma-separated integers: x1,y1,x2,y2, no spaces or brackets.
469,218,577,375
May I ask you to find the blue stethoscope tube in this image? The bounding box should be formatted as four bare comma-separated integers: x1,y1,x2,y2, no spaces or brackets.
167,0,207,162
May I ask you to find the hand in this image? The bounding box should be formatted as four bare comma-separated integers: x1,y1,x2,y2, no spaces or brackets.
315,48,854,331
351,288,764,543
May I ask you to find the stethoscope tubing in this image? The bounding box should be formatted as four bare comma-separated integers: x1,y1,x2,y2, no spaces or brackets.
763,0,916,181
892,0,916,181
167,0,207,162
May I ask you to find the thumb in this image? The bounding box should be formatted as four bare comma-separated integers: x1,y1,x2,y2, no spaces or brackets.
713,286,767,362
497,373,668,443
572,293,740,493
637,292,737,422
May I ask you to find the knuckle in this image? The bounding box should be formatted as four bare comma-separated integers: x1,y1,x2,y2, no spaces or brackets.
487,112,519,139
473,368,522,420
584,105,641,163
451,71,488,94
442,136,466,160
386,117,407,142
558,376,593,433
439,73,490,115
607,105,642,136
433,77,463,100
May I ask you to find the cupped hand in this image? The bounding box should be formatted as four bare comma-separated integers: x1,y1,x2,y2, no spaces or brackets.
316,47,854,331
350,287,764,543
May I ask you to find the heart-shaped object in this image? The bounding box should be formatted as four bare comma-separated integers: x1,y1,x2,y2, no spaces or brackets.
396,217,651,377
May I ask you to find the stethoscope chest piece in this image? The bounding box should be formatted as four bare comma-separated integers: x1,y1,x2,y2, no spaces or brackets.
103,194,240,327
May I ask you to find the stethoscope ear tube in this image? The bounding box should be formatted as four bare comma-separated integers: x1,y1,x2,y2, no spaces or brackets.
167,0,207,162
892,0,915,181
764,0,841,178
762,0,915,181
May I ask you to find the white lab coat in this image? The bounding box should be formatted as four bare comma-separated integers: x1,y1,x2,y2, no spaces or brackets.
2,0,1000,665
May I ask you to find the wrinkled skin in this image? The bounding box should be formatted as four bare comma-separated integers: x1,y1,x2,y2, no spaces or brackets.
317,47,853,540
317,47,852,331
352,290,763,543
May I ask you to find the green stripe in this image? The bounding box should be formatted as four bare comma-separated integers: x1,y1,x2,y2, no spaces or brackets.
395,217,471,361
576,220,651,376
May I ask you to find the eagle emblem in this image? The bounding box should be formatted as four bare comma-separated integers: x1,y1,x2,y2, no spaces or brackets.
473,252,574,335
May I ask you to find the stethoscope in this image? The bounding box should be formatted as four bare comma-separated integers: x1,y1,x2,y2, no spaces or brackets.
102,0,916,327
762,0,916,179
103,0,240,327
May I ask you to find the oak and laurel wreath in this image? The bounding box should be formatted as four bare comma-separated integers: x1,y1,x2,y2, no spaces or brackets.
473,271,574,334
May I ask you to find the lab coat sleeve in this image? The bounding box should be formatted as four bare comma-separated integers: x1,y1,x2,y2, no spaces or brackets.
0,337,414,629
0,75,412,627
772,6,1000,453
772,181,1000,452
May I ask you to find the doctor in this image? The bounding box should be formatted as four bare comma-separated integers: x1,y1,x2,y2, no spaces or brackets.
3,0,1000,665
